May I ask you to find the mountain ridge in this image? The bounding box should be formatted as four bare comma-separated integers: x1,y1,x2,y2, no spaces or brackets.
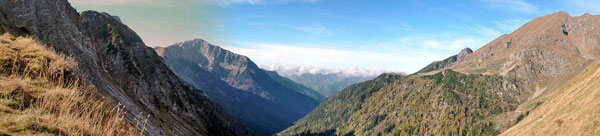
281,11,600,135
416,47,473,74
156,39,320,135
0,1,251,135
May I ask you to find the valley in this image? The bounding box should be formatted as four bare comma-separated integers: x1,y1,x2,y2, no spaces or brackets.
1,0,600,136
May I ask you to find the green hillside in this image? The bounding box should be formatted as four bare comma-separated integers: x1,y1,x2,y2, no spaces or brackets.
280,70,526,135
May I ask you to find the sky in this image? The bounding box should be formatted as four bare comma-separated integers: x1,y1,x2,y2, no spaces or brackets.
69,0,600,74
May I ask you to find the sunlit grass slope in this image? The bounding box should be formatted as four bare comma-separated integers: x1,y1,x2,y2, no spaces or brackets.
0,33,139,135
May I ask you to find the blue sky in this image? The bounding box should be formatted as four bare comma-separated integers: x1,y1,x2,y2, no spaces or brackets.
70,0,600,74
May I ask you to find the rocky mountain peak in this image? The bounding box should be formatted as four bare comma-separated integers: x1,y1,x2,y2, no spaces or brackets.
175,38,210,48
157,39,321,135
552,11,572,17
159,38,254,74
457,47,473,61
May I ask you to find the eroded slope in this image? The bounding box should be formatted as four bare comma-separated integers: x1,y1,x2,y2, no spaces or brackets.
501,58,600,135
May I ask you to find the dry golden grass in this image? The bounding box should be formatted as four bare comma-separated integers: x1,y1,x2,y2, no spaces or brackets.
0,33,141,136
501,58,600,136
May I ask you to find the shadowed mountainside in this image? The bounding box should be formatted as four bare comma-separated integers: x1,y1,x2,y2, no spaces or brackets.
156,39,320,135
0,0,250,135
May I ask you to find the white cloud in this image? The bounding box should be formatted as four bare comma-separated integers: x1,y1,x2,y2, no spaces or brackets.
261,64,386,77
391,36,485,51
492,19,528,33
562,0,600,14
424,40,440,48
480,0,539,13
466,25,502,36
294,23,333,36
461,19,528,40
219,37,483,74
448,38,481,50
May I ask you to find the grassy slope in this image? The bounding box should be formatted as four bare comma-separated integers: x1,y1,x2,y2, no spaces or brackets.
0,33,138,135
280,70,526,136
501,59,600,136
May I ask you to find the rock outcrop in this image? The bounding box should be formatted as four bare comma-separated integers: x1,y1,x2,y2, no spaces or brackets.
501,55,600,136
0,0,250,135
457,47,473,62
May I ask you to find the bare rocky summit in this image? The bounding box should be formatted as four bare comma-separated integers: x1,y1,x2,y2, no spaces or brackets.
457,47,473,62
0,0,250,135
156,39,320,135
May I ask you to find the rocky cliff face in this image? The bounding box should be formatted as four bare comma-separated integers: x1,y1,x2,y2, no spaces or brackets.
446,13,600,129
155,39,320,135
0,0,250,135
452,12,600,91
501,54,600,136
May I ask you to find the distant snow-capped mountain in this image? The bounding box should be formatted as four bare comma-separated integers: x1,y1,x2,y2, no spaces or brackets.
261,64,384,97
261,64,384,77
